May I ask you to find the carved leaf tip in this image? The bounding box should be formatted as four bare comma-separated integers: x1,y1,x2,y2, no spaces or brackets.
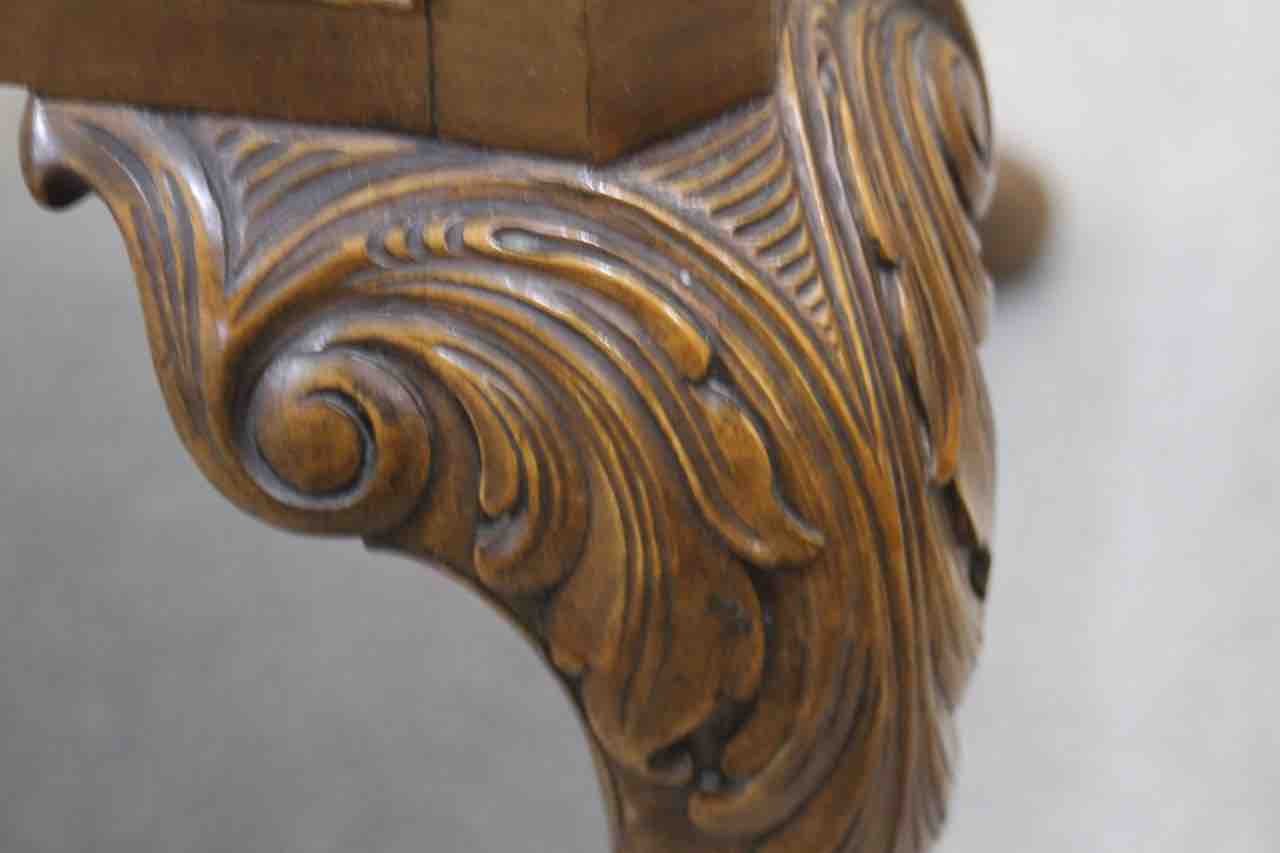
20,98,92,210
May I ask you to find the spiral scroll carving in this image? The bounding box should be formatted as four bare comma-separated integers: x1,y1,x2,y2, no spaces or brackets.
20,1,997,850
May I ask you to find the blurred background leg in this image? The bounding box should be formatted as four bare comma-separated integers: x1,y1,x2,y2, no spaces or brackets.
980,154,1052,283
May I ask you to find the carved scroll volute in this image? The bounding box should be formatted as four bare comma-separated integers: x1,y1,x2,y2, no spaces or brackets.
18,1,996,850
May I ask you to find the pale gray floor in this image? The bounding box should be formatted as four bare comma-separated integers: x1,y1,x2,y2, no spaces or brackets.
2,1,1278,851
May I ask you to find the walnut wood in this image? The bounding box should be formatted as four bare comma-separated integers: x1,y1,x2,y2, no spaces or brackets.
0,1,432,134
430,0,776,160
981,155,1053,281
17,0,997,849
0,0,775,162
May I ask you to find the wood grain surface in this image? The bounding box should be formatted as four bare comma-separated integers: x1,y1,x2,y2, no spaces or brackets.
18,0,997,850
0,0,432,134
430,0,776,160
0,0,775,161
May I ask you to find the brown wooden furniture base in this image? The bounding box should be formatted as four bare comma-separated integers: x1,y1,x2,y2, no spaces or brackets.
14,0,998,850
0,0,775,162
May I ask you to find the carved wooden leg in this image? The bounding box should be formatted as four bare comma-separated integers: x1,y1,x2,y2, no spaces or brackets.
980,155,1053,281
17,1,996,849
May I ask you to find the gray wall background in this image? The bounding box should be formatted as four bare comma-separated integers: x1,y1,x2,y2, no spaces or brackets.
2,1,1277,850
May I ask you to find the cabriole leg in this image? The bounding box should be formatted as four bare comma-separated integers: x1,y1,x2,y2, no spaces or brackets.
18,1,998,849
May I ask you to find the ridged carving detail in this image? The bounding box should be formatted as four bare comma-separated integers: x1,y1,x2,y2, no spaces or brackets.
20,1,996,850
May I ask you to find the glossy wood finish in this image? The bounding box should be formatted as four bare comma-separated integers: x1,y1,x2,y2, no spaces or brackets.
16,0,998,849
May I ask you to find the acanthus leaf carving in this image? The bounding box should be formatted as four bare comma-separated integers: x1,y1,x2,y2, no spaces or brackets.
20,1,997,850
